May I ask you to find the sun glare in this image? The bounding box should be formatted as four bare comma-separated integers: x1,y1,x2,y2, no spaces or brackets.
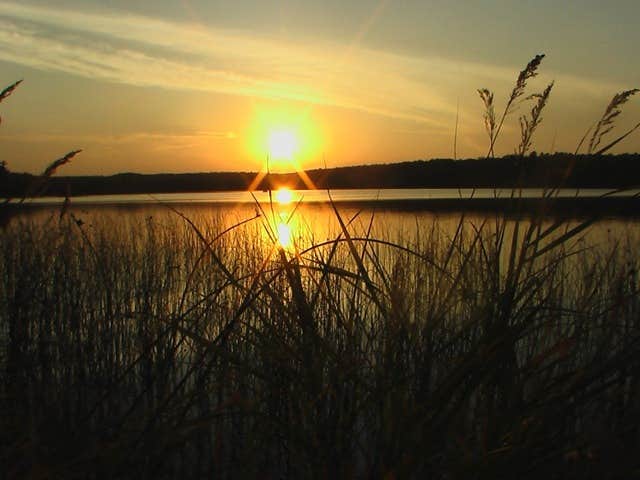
246,106,322,175
275,187,293,205
268,130,298,160
276,221,292,249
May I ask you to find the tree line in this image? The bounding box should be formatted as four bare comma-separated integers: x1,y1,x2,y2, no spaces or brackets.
1,152,639,198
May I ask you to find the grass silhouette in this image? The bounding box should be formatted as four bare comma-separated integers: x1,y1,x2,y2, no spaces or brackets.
1,56,639,479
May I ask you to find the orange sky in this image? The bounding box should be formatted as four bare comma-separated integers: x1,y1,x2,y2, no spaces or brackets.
0,1,639,175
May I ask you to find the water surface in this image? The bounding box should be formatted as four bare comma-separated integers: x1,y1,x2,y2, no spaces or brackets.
17,187,640,206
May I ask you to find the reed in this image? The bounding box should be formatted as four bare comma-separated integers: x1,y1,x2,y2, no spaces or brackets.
1,57,639,479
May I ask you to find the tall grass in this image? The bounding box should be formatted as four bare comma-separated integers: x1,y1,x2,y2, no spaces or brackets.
0,209,638,478
1,56,640,479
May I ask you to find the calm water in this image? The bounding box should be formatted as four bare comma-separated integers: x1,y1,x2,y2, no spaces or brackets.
7,188,640,255
16,187,640,206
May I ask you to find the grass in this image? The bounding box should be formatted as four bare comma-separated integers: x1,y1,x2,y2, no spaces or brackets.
1,209,638,479
1,56,640,479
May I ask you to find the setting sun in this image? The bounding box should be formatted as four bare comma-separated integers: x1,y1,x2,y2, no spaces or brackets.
268,130,298,160
246,105,323,173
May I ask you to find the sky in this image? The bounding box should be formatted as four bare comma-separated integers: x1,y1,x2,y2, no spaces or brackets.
0,0,639,175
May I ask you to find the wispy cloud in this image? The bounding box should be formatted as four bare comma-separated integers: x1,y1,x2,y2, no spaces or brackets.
0,129,237,144
0,1,626,129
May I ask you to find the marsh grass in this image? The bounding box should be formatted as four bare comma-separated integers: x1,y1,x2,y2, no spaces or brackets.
1,208,638,479
1,57,640,479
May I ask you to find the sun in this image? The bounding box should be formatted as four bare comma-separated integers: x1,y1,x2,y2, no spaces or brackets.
275,187,293,205
268,130,298,161
246,105,322,174
246,105,322,190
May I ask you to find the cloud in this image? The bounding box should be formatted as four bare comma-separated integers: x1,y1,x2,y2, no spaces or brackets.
0,1,627,129
0,130,237,145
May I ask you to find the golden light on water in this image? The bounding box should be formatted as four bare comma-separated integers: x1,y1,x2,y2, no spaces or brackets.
271,210,303,251
275,187,293,205
276,220,293,249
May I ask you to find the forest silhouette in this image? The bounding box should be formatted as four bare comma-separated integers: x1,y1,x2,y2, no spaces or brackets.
1,152,639,198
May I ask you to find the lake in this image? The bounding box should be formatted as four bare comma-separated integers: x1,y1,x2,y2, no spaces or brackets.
14,187,640,206
6,187,640,254
3,186,640,477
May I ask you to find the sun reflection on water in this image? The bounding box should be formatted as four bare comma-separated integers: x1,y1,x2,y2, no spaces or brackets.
276,220,293,249
275,187,293,205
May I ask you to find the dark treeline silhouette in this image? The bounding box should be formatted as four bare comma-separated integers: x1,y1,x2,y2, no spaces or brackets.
2,152,639,197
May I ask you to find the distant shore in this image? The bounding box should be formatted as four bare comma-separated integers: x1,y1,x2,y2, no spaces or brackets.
2,153,640,199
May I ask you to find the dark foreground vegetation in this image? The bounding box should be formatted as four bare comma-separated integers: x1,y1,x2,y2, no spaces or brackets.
2,151,640,197
1,56,640,479
1,208,640,479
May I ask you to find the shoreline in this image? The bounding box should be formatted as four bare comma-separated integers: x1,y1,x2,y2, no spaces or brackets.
4,195,640,219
